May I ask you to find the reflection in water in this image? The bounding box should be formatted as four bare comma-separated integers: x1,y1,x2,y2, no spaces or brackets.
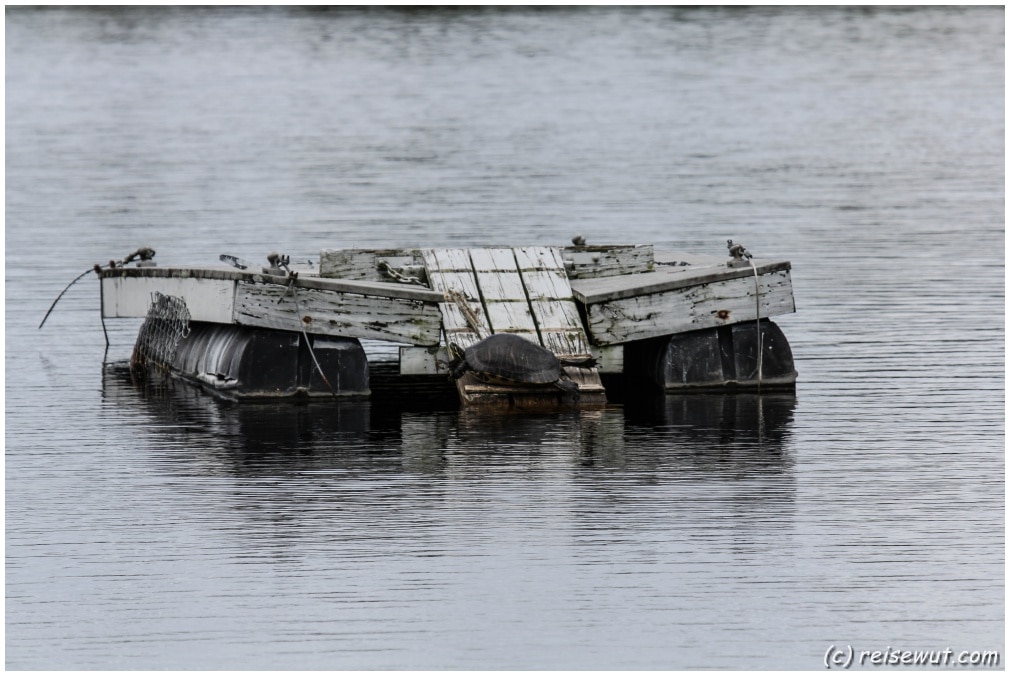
101,361,800,583
101,360,796,483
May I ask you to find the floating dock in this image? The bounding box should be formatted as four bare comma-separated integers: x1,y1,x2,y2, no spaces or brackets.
99,242,797,406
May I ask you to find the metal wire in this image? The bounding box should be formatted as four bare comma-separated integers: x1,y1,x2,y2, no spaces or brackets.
131,292,191,376
749,258,764,391
38,267,96,330
280,276,339,400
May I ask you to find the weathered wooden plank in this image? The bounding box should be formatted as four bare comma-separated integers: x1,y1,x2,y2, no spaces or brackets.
527,298,582,330
515,246,591,358
514,246,600,401
319,248,426,285
571,258,792,304
288,275,443,303
591,344,624,374
399,345,450,375
517,268,573,300
101,275,236,322
471,265,528,299
653,250,727,267
100,265,442,302
232,281,442,345
102,265,251,283
468,247,519,273
470,247,539,342
482,301,538,337
583,269,795,345
561,244,654,279
421,248,489,349
529,294,588,357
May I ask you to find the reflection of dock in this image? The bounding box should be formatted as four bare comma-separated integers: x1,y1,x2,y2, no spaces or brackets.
100,243,796,407
102,362,796,480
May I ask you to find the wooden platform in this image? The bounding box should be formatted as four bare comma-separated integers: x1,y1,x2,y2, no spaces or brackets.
418,246,605,407
100,243,796,406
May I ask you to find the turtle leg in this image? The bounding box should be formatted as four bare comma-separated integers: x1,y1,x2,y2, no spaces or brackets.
449,359,471,381
554,379,580,403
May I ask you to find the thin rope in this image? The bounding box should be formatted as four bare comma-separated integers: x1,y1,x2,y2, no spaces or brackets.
284,278,338,400
98,265,110,348
749,258,764,391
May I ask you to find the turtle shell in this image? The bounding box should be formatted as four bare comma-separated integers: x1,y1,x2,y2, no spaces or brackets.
463,334,561,384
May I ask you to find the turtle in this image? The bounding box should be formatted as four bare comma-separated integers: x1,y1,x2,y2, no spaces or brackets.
446,333,591,402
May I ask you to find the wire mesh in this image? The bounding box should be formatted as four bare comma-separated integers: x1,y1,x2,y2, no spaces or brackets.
130,292,191,376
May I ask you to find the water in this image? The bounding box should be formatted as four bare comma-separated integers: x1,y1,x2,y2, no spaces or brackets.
5,7,1004,670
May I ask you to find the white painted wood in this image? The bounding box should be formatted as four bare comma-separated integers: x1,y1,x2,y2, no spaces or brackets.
101,275,235,322
514,246,591,359
591,344,624,374
518,268,573,300
398,345,450,375
468,247,518,273
482,301,538,338
515,246,603,399
470,247,539,342
420,248,489,348
232,281,442,345
583,269,795,345
571,258,791,304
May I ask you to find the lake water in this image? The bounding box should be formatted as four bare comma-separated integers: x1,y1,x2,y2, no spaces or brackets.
5,6,1004,670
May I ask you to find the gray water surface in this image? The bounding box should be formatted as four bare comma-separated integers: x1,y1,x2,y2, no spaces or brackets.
5,7,1004,670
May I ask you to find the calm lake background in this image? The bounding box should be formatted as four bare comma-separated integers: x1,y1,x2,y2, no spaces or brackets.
5,6,1004,670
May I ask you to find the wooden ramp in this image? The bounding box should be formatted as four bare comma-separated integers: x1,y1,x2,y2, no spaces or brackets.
422,247,606,408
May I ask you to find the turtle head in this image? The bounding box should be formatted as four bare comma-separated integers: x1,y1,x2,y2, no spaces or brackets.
446,343,469,381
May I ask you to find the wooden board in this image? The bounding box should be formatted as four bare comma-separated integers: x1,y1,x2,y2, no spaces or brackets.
580,268,795,345
319,248,426,285
571,257,791,304
398,345,450,375
101,265,442,303
514,247,604,398
419,248,491,398
420,248,490,349
591,344,624,374
469,247,539,344
514,246,591,359
232,280,443,345
561,244,654,279
101,275,236,322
